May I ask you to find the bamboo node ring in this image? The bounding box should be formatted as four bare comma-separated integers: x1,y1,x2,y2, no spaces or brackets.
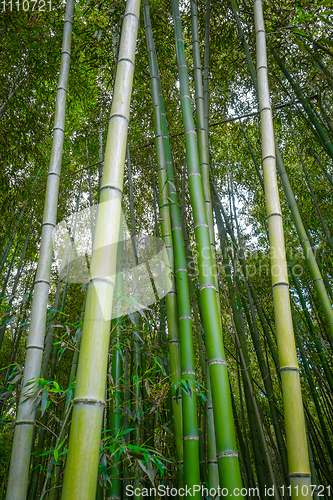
73,398,106,408
272,281,289,288
184,435,199,441
100,184,123,195
194,222,209,229
266,212,282,219
217,451,238,458
118,57,135,67
208,359,227,366
182,370,195,375
289,473,311,478
26,345,44,350
257,65,268,72
179,315,192,320
184,129,196,136
109,113,129,123
34,279,50,285
262,154,275,162
88,277,115,286
124,11,139,21
15,420,35,426
200,284,217,291
279,366,300,372
189,172,201,177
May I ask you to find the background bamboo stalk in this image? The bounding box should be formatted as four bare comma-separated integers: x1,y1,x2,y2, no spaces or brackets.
5,2,75,497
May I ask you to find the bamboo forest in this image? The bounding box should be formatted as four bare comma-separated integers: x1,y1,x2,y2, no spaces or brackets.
1,0,333,498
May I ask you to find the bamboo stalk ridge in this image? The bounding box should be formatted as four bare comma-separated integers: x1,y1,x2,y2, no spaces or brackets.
61,1,140,498
171,0,243,492
5,2,75,498
254,1,311,497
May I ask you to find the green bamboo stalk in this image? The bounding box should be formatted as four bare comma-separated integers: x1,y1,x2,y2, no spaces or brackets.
254,2,311,497
215,203,276,497
179,175,219,491
61,2,140,498
273,49,333,161
171,0,243,492
127,146,142,499
203,0,211,147
147,11,201,493
5,2,74,498
190,0,214,250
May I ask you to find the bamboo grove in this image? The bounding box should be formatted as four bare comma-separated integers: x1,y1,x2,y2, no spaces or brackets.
0,0,333,499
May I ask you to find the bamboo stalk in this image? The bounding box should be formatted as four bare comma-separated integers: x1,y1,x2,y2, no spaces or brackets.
144,2,183,479
146,10,201,493
254,2,311,497
5,2,75,498
231,1,333,344
61,2,140,498
171,0,243,491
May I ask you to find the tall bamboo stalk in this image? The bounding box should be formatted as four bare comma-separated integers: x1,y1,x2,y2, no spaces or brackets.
230,2,333,344
145,4,201,492
5,2,74,498
143,0,184,480
171,0,243,491
61,2,140,498
254,1,311,496
203,0,211,148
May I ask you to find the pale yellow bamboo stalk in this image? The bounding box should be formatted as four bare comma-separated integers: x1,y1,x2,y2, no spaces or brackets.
254,1,311,497
5,2,74,498
61,2,140,498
